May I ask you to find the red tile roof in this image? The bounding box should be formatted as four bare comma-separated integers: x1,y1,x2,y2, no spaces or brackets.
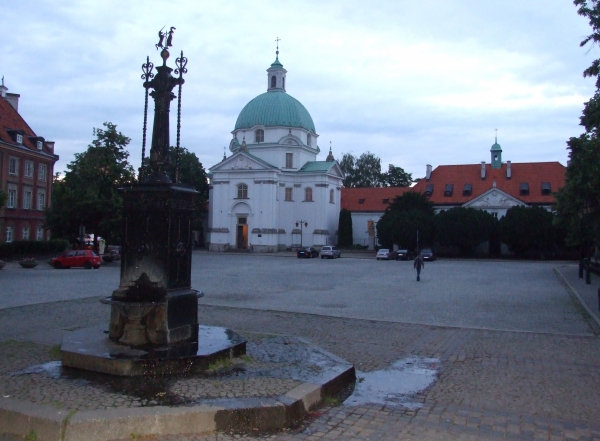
0,96,38,150
411,162,565,205
341,186,412,212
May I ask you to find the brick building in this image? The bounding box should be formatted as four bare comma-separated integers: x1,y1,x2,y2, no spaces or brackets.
0,81,59,242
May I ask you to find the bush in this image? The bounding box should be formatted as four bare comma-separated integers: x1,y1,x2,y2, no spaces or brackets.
0,239,69,259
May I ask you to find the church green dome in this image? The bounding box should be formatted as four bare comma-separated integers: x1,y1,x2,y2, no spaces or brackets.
234,90,316,132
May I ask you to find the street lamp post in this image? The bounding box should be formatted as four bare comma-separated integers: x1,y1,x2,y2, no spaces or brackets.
296,220,308,249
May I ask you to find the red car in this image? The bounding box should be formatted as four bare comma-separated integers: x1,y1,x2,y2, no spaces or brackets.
51,250,102,269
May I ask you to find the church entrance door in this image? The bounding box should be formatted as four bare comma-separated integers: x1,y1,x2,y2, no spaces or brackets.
236,217,248,249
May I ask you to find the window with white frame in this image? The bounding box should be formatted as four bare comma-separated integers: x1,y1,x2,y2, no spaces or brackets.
285,187,293,201
237,183,248,199
9,157,17,175
37,225,44,240
25,161,33,178
22,226,30,240
37,141,43,150
7,188,16,208
305,187,313,202
23,189,32,209
285,153,293,168
38,164,47,182
38,190,46,211
16,134,23,144
330,189,334,203
5,227,13,243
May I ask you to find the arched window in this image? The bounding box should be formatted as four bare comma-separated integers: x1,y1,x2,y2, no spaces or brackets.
307,134,311,146
255,129,264,143
237,184,248,199
305,187,313,202
270,75,276,88
329,189,334,203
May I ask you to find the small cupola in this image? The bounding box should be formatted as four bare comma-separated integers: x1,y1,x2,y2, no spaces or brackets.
267,38,287,92
491,131,502,169
326,142,335,162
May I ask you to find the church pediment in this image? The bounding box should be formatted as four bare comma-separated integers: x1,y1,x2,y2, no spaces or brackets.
463,188,525,209
210,152,277,172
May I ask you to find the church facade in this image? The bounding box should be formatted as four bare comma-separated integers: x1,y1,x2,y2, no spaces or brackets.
207,53,343,252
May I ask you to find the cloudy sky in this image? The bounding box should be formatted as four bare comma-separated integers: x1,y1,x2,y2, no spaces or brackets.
2,0,597,179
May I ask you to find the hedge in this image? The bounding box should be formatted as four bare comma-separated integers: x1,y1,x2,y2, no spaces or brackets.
0,239,69,259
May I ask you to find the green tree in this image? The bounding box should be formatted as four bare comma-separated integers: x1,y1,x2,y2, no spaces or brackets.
500,206,563,257
46,122,135,244
434,207,495,256
337,208,353,247
382,164,413,187
340,152,385,187
0,189,7,209
339,153,357,187
376,192,435,251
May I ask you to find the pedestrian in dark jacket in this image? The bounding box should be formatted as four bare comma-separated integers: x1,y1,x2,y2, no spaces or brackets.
414,253,424,281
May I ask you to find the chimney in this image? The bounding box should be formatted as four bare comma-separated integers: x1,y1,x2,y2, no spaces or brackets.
506,160,512,179
481,161,486,180
5,93,20,112
426,164,432,181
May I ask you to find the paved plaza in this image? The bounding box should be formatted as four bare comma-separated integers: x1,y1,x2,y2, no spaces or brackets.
1,253,600,440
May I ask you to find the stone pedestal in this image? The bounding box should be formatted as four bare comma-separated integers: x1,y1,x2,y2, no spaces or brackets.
109,183,199,347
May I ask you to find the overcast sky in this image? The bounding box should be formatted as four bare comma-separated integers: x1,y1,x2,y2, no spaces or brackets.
2,0,597,179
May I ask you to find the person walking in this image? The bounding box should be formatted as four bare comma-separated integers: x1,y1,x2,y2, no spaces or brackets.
414,253,424,281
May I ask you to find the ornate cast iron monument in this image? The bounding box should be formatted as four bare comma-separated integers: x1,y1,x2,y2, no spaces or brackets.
61,29,246,376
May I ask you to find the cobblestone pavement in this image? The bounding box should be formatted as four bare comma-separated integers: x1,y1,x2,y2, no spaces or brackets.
1,261,600,440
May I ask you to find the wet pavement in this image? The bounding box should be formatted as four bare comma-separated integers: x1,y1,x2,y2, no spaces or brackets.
1,258,600,440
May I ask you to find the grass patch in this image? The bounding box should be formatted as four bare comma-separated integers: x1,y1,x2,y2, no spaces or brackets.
239,354,252,362
23,429,37,441
208,357,232,371
322,395,341,407
49,345,61,360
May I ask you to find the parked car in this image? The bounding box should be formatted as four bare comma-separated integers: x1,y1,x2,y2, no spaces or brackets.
376,249,390,260
394,249,413,261
297,247,319,258
51,250,102,269
420,248,436,261
320,246,341,259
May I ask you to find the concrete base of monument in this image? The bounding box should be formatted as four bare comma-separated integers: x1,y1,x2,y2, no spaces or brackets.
1,334,355,441
61,325,247,376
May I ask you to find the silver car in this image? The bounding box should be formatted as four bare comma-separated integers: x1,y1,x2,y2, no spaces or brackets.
320,246,341,259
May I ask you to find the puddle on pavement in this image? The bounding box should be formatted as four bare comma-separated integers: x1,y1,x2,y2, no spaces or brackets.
343,356,439,409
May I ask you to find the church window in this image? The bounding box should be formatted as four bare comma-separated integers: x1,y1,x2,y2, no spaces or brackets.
307,134,311,146
305,187,313,202
271,75,276,88
285,153,293,168
519,183,529,196
237,184,248,199
255,129,264,143
283,77,285,89
285,187,293,201
330,189,334,203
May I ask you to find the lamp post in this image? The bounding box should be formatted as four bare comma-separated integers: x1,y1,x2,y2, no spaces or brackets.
296,220,308,248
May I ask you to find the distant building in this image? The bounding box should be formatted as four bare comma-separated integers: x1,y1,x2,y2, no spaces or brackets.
207,52,343,252
340,138,565,248
0,80,59,243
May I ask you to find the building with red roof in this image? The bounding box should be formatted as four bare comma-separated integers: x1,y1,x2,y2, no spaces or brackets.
340,138,565,248
0,80,59,243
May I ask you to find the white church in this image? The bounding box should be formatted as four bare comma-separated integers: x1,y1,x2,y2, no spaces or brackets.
207,51,344,252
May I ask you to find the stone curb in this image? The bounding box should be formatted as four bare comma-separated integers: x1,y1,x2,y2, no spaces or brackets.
0,359,355,441
554,267,600,329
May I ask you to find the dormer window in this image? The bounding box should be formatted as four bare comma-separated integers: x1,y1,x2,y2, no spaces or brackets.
424,184,434,197
444,184,454,197
270,75,276,88
541,182,551,195
359,198,365,204
463,183,472,196
520,183,529,196
255,129,264,143
16,134,23,144
37,141,43,150
383,198,389,204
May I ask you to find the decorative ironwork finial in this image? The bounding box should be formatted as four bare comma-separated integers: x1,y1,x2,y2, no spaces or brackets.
275,36,280,57
174,50,188,183
139,56,155,181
